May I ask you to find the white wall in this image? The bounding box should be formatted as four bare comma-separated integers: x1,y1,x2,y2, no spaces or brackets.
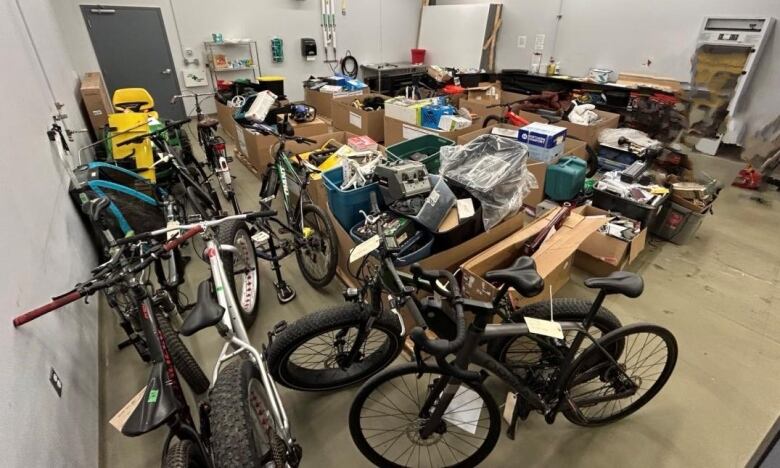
0,0,99,466
51,0,421,115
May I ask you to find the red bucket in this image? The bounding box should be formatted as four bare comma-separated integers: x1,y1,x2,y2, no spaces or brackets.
411,48,426,64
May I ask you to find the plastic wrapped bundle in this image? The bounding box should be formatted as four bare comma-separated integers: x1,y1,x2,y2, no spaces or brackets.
439,134,537,229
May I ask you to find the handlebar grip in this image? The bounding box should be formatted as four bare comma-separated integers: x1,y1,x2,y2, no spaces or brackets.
114,231,154,246
13,290,84,327
296,137,317,145
163,225,203,251
410,264,461,298
245,210,277,221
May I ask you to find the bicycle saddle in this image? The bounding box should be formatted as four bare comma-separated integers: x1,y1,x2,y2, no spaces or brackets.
485,256,544,298
584,271,644,298
180,281,225,336
197,117,219,129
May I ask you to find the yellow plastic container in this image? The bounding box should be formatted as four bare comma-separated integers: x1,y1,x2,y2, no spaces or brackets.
108,112,156,182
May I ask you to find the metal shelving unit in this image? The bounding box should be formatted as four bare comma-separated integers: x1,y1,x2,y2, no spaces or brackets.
204,40,261,86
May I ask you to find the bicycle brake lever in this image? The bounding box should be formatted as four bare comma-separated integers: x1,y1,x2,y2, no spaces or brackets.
413,345,425,378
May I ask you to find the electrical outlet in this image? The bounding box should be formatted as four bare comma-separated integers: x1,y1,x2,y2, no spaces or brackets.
49,367,62,397
534,34,546,51
517,35,527,48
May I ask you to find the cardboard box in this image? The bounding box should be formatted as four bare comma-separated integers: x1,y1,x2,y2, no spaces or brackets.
384,97,436,126
331,93,388,142
239,118,330,173
573,205,647,276
518,122,568,162
304,87,368,119
460,97,502,123
216,101,237,141
383,116,480,146
80,72,113,134
461,208,606,312
515,109,620,147
467,85,500,102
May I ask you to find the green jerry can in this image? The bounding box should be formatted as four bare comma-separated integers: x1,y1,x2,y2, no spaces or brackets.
544,157,587,201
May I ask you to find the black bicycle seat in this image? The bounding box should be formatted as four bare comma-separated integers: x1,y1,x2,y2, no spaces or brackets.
180,281,224,336
485,256,544,298
584,271,644,298
197,118,219,129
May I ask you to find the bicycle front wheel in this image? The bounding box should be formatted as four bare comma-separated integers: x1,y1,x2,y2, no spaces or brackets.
217,220,260,328
562,323,678,426
349,363,501,468
295,204,337,288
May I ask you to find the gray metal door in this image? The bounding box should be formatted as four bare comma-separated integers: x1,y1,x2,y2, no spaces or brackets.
81,5,185,119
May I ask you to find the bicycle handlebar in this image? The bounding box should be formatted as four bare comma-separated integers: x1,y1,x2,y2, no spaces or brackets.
13,290,84,327
116,118,192,147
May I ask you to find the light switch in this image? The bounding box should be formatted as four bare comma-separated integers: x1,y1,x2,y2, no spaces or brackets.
517,35,527,48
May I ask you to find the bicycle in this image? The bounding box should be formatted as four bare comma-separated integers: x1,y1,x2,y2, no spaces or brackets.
172,92,242,215
247,122,338,303
266,199,622,392
14,210,298,467
348,258,678,467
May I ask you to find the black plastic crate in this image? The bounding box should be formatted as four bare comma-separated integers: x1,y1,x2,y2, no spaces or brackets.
592,188,669,228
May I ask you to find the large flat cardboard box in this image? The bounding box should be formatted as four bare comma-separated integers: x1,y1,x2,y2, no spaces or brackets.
462,208,606,311
460,97,501,124
516,109,620,147
384,116,481,146
329,203,526,289
216,101,237,141
331,93,389,142
573,205,647,276
240,118,330,174
456,123,588,208
304,87,368,119
80,72,112,134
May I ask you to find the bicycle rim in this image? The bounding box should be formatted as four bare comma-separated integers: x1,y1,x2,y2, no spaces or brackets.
297,207,333,283
232,228,259,315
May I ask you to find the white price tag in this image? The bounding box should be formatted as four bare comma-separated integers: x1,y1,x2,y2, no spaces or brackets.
109,386,146,432
503,392,518,424
524,316,564,339
349,235,380,264
349,111,363,128
402,124,436,141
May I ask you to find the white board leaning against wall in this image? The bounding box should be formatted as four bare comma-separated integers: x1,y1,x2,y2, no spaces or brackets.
418,4,493,69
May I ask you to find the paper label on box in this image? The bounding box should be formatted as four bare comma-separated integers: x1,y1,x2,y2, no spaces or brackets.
457,199,475,220
235,124,248,154
402,124,437,140
491,127,519,139
349,111,363,128
92,110,103,116
524,316,564,339
334,90,365,98
349,235,380,264
109,386,146,432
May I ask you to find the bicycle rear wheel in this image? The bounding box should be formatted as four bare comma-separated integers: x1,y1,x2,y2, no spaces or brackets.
562,323,678,426
349,363,501,468
295,204,337,288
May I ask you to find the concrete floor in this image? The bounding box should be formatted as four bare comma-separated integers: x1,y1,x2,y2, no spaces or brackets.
99,125,780,467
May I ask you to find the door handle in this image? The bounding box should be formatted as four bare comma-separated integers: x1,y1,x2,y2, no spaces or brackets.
161,68,172,75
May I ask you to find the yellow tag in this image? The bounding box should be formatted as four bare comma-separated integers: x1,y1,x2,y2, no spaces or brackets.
524,316,564,339
302,226,314,238
349,235,380,264
109,386,146,432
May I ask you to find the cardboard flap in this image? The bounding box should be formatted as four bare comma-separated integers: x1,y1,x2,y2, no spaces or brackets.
627,228,648,263
533,213,607,275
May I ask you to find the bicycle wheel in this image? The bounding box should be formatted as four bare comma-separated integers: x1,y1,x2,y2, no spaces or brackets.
349,363,501,468
489,299,622,379
562,323,678,426
164,439,208,468
295,204,337,288
155,307,210,395
482,115,502,128
216,220,260,328
266,304,403,391
210,358,282,468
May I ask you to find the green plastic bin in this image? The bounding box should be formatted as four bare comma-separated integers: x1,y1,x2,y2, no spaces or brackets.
386,135,454,174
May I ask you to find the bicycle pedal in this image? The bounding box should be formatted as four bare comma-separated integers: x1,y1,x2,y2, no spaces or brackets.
251,231,270,249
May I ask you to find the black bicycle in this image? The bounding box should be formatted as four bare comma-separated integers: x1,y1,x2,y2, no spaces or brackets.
266,200,623,392
348,259,678,467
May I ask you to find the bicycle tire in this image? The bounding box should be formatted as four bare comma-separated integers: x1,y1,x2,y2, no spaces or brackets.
561,323,678,426
216,220,260,328
295,204,337,289
210,358,278,468
349,362,501,467
266,303,403,391
164,439,208,468
154,307,210,395
482,115,502,128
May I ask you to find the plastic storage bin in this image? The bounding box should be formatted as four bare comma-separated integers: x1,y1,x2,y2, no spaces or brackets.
349,222,434,267
650,200,710,245
387,135,454,174
321,167,383,231
592,189,669,228
545,157,587,201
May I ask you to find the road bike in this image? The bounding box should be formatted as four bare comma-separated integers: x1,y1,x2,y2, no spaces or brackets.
14,210,299,467
348,257,678,467
266,200,622,392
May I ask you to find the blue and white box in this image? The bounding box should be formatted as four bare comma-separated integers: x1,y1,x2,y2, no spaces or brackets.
518,122,568,162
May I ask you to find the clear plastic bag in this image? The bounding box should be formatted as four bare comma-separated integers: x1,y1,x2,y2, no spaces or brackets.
439,134,537,229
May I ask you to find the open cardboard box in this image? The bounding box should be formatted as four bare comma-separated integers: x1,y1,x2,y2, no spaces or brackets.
384,116,482,146
573,205,647,277
215,100,238,141
238,118,330,175
304,87,368,119
461,208,606,313
331,93,389,142
456,123,588,208
515,109,620,147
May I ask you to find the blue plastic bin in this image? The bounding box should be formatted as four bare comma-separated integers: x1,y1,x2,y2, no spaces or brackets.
321,167,383,231
349,222,434,267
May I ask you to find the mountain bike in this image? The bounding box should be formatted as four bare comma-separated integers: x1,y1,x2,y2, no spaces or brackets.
14,210,298,467
172,92,241,215
348,258,678,467
248,122,338,302
266,200,622,392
